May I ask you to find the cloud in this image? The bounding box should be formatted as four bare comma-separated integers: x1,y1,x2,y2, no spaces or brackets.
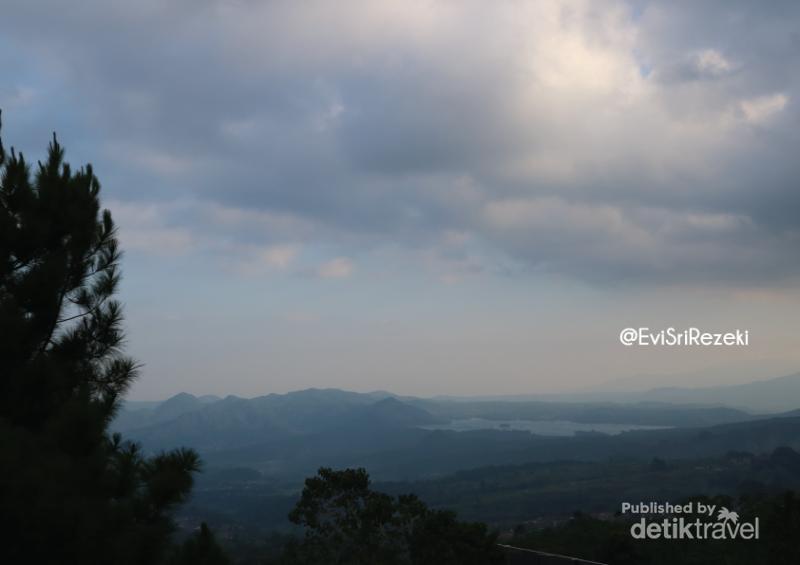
655,48,737,83
234,244,300,277
258,245,299,270
2,0,800,286
739,93,789,124
317,257,354,279
694,49,733,77
107,200,194,256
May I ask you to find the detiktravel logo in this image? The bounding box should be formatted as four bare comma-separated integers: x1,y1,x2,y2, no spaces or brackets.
621,501,759,541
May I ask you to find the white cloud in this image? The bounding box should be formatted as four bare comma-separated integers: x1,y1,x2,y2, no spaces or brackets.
107,142,195,176
740,93,789,124
232,244,301,277
317,257,354,279
258,244,298,269
694,49,733,77
107,200,194,255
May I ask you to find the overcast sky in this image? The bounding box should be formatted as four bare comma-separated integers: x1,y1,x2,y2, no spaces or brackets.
3,0,800,399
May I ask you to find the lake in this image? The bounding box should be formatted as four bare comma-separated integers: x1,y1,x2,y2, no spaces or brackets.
421,418,669,436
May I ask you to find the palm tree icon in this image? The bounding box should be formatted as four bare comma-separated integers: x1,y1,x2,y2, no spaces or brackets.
717,507,739,523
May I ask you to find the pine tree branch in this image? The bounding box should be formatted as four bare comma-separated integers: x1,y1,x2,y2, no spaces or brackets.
57,293,111,324
35,279,70,358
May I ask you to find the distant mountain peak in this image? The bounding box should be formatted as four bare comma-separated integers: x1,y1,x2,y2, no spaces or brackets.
164,392,197,402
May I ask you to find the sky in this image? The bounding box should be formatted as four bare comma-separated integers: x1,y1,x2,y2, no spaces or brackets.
2,0,800,399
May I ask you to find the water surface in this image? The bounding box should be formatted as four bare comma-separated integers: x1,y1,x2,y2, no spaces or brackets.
421,418,669,436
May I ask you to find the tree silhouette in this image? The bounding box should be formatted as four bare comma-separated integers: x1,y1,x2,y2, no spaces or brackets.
284,467,504,565
171,523,230,565
0,114,211,564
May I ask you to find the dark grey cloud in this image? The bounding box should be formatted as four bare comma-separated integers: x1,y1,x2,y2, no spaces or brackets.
1,0,799,284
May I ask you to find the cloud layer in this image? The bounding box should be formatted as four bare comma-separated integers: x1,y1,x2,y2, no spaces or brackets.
2,0,799,285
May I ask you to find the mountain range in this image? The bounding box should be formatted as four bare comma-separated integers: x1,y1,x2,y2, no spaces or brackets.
110,372,800,484
108,372,800,539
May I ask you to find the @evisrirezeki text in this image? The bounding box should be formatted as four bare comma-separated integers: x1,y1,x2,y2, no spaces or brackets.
622,501,759,540
619,327,749,347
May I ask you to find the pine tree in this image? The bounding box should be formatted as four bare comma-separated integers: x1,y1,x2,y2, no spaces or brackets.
0,114,205,564
285,467,504,565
